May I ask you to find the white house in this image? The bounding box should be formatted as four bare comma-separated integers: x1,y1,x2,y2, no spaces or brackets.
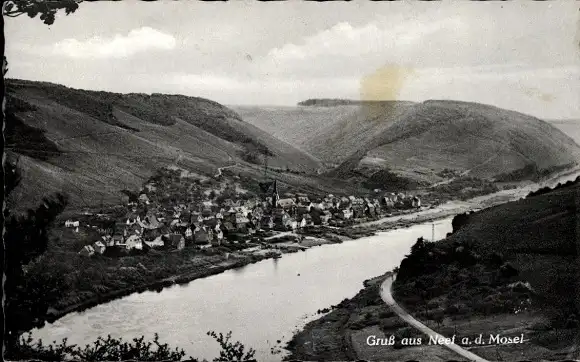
342,208,353,220
277,198,296,209
65,220,80,228
144,236,165,249
93,241,106,254
235,213,250,225
79,245,95,257
138,194,150,204
290,220,298,230
412,196,421,208
215,225,224,244
125,235,143,250
234,206,249,216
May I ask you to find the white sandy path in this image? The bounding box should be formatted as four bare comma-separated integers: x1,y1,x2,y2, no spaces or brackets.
380,275,489,362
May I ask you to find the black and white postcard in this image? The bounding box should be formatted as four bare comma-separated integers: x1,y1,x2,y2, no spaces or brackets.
3,1,580,361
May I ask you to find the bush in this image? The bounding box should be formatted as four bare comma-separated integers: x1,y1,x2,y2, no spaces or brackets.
379,317,406,331
11,330,256,362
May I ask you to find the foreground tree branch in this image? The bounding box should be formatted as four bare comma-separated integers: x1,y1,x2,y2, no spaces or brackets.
2,0,83,25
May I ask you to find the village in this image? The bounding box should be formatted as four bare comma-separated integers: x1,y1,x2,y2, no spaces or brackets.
69,167,426,258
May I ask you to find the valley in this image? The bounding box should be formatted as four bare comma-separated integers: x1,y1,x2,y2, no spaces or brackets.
6,81,580,362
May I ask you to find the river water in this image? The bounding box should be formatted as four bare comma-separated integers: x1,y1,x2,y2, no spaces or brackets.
31,219,453,361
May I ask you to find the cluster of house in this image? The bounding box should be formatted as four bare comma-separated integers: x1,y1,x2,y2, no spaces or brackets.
73,179,422,257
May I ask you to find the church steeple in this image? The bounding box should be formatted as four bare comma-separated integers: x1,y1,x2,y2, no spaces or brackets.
272,179,280,207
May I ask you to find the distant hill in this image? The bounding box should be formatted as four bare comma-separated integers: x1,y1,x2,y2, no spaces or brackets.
233,101,417,166
5,79,322,211
232,104,364,159
297,98,371,107
546,119,580,146
239,100,580,189
328,100,580,185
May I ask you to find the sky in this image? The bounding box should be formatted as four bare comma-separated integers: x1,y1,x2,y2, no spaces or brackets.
5,0,580,119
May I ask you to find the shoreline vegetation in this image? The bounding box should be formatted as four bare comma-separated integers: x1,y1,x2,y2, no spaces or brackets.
35,165,580,331
285,170,580,362
284,272,462,362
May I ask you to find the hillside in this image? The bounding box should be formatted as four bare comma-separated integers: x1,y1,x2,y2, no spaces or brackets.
547,119,580,146
329,100,580,185
5,79,323,211
394,178,580,360
233,100,417,166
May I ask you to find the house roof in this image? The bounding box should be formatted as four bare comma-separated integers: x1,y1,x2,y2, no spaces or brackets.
278,198,296,207
222,221,235,231
80,245,95,253
168,234,183,243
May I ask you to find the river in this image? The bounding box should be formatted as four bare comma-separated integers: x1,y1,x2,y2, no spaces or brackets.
29,164,580,361
31,220,453,361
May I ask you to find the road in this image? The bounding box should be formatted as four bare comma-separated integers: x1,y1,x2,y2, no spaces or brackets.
380,276,490,362
430,154,500,188
355,165,580,230
214,163,237,178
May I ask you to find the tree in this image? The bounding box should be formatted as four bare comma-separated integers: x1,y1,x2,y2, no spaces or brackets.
3,157,69,352
207,331,256,362
410,236,426,256
3,0,82,25
451,212,470,234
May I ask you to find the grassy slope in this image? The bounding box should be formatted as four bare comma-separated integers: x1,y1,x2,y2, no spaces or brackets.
366,101,580,178
285,100,579,184
232,104,363,160
446,182,579,316
394,181,580,360
5,79,322,211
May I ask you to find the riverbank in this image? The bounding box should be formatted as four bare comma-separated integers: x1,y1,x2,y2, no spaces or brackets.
44,252,271,323
284,273,463,361
284,167,580,361
35,166,580,331
40,233,344,328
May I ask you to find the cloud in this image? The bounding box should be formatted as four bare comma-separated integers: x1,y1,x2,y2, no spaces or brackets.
265,17,464,63
52,27,176,59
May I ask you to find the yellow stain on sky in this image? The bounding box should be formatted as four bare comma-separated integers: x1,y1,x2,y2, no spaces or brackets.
357,65,416,123
360,65,416,101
